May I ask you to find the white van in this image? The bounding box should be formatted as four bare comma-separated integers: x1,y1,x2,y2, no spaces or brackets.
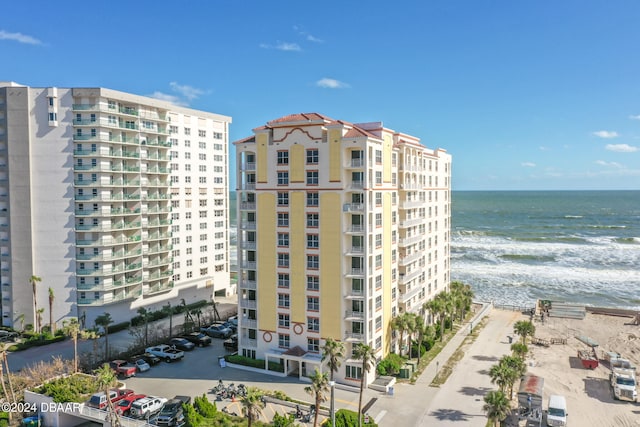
547,395,567,426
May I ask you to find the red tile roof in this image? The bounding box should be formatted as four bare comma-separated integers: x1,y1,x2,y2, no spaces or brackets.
267,113,335,125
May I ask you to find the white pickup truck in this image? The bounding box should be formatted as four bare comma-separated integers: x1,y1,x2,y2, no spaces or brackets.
145,344,184,363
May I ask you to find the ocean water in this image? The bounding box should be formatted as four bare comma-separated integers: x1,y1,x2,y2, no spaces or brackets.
451,191,640,309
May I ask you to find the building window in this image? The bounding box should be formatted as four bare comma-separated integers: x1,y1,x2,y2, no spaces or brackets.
307,296,319,311
306,149,319,164
307,338,320,353
375,275,382,290
184,127,191,135
306,213,319,227
346,365,362,379
278,253,290,268
376,171,382,185
306,171,319,185
277,151,289,165
277,192,289,206
278,273,290,288
376,213,382,227
277,172,289,185
375,316,382,331
375,150,382,164
307,317,320,332
199,130,206,137
375,192,382,206
307,234,319,249
306,192,319,207
277,213,289,227
307,276,319,291
278,294,290,308
376,233,382,247
278,334,290,348
376,254,382,268
375,295,382,310
278,233,289,247
278,314,290,328
307,255,319,269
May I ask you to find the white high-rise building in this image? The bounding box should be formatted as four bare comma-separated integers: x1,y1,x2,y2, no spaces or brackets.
0,83,232,329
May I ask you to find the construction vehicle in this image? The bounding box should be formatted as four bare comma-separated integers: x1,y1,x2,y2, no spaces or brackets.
517,374,544,426
610,358,637,402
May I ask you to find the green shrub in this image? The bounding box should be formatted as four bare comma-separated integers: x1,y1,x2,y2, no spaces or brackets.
326,409,378,427
226,354,284,372
410,341,426,358
377,353,404,376
193,394,217,418
9,335,65,351
108,321,130,334
35,374,98,403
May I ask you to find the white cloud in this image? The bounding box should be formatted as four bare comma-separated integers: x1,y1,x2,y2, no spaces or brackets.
147,91,187,106
316,78,350,89
605,143,639,153
293,25,323,43
260,42,301,52
592,130,619,138
629,114,640,120
0,30,42,45
595,160,623,168
169,82,205,101
306,34,323,43
538,146,550,151
521,162,536,167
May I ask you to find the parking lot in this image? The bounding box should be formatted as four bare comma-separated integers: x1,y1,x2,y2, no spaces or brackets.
122,337,359,425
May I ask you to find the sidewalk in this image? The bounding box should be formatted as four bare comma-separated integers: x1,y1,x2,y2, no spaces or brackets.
368,302,494,427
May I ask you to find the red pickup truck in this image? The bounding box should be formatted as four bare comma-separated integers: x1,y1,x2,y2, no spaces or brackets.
87,388,134,409
109,360,137,378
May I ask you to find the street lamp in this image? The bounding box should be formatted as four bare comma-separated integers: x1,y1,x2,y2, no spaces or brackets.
329,380,336,427
166,302,172,337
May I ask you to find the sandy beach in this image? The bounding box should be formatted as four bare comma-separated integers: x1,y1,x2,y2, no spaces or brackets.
521,310,640,426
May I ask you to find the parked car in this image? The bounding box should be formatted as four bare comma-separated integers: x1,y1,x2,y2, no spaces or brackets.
129,396,167,419
132,352,162,366
168,337,196,351
109,360,137,378
155,395,191,426
181,332,212,347
145,344,184,362
220,321,237,333
200,324,232,339
130,358,151,372
114,393,147,416
223,334,238,351
0,330,19,342
86,388,134,409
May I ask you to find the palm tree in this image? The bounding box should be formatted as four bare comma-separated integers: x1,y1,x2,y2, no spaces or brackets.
137,307,149,346
95,363,121,427
240,386,265,427
48,287,55,333
0,342,16,405
510,342,528,360
425,294,446,342
483,390,511,427
322,338,344,382
513,320,536,345
413,315,433,364
95,313,114,360
353,343,376,427
63,318,81,372
305,368,329,427
36,308,45,334
501,355,526,398
30,275,42,332
489,363,510,394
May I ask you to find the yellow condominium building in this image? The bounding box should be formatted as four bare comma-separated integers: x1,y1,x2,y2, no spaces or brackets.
234,113,451,386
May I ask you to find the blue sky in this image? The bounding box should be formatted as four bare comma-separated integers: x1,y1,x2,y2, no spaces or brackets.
2,0,639,190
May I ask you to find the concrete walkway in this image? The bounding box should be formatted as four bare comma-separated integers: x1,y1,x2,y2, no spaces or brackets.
366,302,499,427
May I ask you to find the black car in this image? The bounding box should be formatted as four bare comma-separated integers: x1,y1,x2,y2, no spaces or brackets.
168,337,196,351
132,352,162,366
180,332,212,347
0,330,19,342
155,395,191,426
223,334,238,351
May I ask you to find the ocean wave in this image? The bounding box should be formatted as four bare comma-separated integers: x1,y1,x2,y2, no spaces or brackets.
499,254,556,263
564,215,583,219
588,225,627,229
615,237,640,244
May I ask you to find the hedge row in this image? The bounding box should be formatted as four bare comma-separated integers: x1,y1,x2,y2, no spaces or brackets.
7,335,65,351
130,299,209,326
226,354,285,373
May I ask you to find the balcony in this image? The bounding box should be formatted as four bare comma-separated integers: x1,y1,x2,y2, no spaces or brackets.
345,225,365,233
345,158,365,168
400,199,424,209
145,193,170,201
148,270,173,280
241,319,257,329
344,332,365,341
241,162,256,171
398,234,423,247
398,268,421,284
240,221,256,230
240,261,257,270
399,284,422,304
240,299,257,309
345,268,365,277
241,183,256,191
343,203,364,212
146,167,169,174
399,252,423,266
147,245,172,254
145,281,174,295
239,280,256,290
147,257,171,267
241,241,256,250
240,202,256,210
345,311,365,320
400,217,424,228
240,337,257,348
345,246,364,255
145,139,171,147
346,288,365,298
119,106,139,116
350,181,365,189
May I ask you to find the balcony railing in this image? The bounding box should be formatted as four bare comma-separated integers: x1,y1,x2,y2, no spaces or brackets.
240,280,257,290
240,337,257,348
345,311,365,319
343,203,364,212
344,332,365,341
240,299,257,309
240,221,256,230
240,202,256,210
